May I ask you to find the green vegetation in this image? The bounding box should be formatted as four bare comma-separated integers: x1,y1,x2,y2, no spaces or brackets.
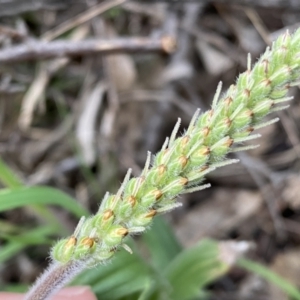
2,27,300,300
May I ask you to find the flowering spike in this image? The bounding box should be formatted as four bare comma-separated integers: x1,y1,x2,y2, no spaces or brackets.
27,29,300,300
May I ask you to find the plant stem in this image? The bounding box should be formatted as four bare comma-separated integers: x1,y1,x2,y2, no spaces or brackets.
24,260,86,300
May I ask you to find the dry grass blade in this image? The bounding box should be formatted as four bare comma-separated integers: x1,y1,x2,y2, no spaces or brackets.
76,81,106,166
42,0,128,41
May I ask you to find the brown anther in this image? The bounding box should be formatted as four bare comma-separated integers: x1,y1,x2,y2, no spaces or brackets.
245,109,254,117
65,236,77,248
116,227,129,237
158,164,167,175
224,138,234,147
262,79,272,86
202,126,210,137
127,195,136,207
199,146,210,156
179,177,189,186
262,59,269,74
246,127,254,133
145,209,157,218
244,89,251,97
179,155,188,168
224,97,233,107
81,237,95,248
181,135,190,146
103,209,114,221
224,118,232,127
153,189,163,200
208,109,214,119
199,165,209,172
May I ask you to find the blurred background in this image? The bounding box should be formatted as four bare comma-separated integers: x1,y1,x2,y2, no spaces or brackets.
1,0,300,299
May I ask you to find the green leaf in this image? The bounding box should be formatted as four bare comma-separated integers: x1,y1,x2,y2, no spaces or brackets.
0,242,25,264
0,186,89,218
161,239,229,300
0,157,23,188
142,216,182,269
0,157,84,230
72,240,152,300
0,283,28,293
238,258,300,300
0,219,21,235
0,225,56,263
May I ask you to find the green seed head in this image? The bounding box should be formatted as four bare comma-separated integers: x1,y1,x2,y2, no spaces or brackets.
50,28,300,268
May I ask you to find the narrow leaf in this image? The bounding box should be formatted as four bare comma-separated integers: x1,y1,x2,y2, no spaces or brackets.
0,225,56,263
0,186,89,218
162,239,229,300
238,258,300,300
0,157,23,188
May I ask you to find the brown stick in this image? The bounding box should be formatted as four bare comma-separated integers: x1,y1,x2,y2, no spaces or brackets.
0,36,176,64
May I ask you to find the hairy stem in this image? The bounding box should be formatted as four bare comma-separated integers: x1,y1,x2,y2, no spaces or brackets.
24,260,86,300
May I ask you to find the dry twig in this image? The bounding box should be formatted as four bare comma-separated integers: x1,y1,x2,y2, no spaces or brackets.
0,37,176,63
